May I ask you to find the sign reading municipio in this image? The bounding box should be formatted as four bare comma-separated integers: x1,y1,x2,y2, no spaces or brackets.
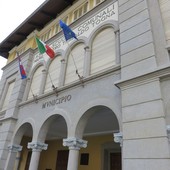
42,95,72,109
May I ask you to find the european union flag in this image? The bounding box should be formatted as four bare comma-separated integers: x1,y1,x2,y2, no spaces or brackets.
59,20,78,41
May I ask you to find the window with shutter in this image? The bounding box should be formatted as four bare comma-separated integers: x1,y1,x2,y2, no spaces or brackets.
91,28,116,75
2,81,15,111
44,55,62,93
159,0,170,44
65,43,85,85
28,66,43,99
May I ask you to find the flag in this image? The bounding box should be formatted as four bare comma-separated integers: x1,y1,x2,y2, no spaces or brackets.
18,54,27,79
35,37,55,59
59,20,78,41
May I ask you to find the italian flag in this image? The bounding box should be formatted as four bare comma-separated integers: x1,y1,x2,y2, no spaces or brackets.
35,37,55,59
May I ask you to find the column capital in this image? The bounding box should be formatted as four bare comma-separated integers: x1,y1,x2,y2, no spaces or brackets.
63,137,88,150
27,141,48,152
113,132,123,147
84,46,90,50
167,125,170,142
8,144,22,152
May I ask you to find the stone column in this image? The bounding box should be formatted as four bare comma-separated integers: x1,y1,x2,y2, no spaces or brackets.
63,137,88,170
167,125,170,143
83,46,91,77
22,78,31,101
27,141,48,170
5,144,22,170
39,69,47,94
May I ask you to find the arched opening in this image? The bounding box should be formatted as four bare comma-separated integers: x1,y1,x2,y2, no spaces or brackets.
76,105,121,170
38,114,68,170
12,123,33,170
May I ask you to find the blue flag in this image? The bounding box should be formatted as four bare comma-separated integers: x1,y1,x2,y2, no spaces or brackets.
59,20,78,41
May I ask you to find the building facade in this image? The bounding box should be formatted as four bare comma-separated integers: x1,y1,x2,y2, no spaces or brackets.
0,0,170,170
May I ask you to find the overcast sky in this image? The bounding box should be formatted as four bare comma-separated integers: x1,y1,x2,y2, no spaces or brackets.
0,0,46,79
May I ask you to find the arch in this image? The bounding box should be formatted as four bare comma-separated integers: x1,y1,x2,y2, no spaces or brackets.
63,38,87,59
36,107,71,142
45,50,64,68
72,98,121,138
88,20,119,45
12,119,35,144
28,61,44,79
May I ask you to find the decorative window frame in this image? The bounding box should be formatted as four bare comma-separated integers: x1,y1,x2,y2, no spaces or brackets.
0,74,16,111
87,21,120,76
23,62,45,101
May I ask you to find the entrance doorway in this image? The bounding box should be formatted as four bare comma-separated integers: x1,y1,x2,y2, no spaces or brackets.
110,152,121,170
55,150,69,170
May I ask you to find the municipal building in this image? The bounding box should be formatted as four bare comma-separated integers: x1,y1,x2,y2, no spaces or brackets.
0,0,170,170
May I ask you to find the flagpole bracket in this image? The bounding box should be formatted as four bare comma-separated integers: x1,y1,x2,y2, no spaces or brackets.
76,70,84,87
61,59,66,63
33,95,38,103
52,85,58,96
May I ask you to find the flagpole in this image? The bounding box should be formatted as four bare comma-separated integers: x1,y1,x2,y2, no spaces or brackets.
34,34,58,96
47,69,58,96
30,86,38,103
41,56,58,96
59,19,84,87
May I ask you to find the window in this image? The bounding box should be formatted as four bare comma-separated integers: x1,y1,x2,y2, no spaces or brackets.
159,0,170,45
44,55,62,93
28,66,43,99
1,81,15,110
91,28,116,74
73,2,88,21
65,43,85,85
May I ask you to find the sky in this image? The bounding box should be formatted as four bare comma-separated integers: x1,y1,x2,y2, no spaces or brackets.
0,0,46,79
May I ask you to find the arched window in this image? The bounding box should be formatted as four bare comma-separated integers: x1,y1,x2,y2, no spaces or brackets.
91,27,116,75
44,55,62,93
159,0,170,44
28,66,43,99
1,80,15,111
65,43,85,85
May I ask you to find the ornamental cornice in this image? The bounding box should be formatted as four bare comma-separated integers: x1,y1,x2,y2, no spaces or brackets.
115,64,170,90
63,137,88,150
